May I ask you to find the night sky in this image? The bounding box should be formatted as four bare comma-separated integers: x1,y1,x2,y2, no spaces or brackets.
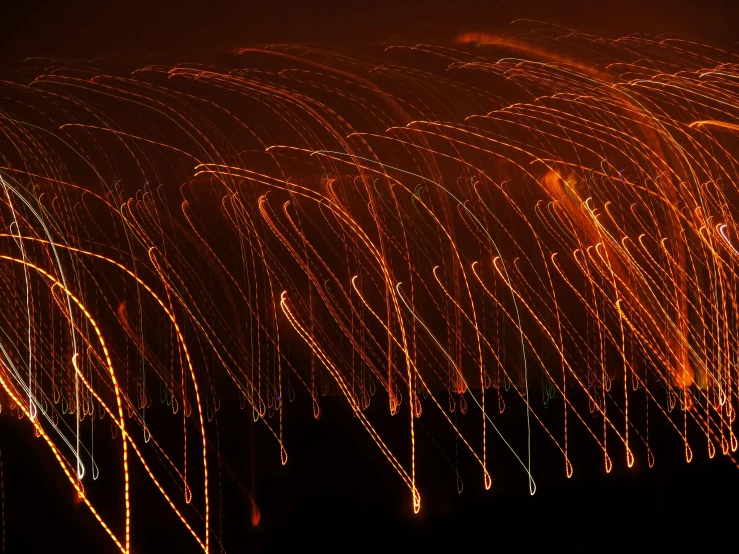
2,0,738,58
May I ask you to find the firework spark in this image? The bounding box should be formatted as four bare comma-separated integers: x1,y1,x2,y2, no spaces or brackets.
0,27,738,551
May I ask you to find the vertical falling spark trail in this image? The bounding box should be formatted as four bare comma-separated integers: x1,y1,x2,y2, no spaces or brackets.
312,149,535,492
395,282,536,492
0,27,738,550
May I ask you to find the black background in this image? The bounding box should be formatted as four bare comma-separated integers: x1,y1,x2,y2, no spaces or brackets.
1,390,738,552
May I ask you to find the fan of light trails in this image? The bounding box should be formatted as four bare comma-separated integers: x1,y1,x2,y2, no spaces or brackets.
1,25,739,551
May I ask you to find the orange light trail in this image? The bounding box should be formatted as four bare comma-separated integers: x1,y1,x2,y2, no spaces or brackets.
0,27,738,549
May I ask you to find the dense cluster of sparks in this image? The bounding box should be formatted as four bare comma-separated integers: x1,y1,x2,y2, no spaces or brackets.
2,26,739,550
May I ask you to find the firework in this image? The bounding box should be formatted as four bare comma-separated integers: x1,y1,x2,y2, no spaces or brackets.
0,27,738,551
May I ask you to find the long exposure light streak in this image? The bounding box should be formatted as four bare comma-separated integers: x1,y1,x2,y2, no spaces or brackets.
0,26,739,550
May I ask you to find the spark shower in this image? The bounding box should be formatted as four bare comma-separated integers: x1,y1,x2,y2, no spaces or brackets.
1,27,739,551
